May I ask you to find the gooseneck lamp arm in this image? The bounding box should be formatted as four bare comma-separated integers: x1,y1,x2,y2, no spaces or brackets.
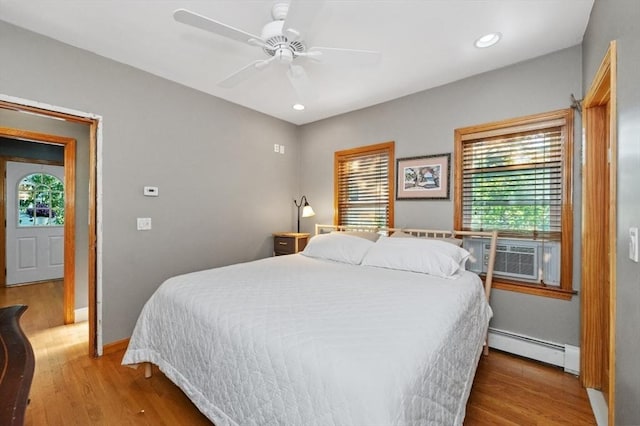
293,196,315,233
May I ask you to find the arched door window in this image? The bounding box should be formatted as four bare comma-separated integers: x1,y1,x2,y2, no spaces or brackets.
18,173,64,227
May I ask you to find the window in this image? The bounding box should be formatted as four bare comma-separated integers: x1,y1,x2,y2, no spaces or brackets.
454,109,574,299
18,173,65,227
335,141,395,228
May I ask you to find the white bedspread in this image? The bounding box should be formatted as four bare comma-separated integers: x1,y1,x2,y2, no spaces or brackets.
122,254,492,426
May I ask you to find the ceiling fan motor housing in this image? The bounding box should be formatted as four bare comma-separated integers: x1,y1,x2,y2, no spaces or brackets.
261,20,306,61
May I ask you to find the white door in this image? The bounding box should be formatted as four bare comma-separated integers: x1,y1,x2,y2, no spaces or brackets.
6,161,64,285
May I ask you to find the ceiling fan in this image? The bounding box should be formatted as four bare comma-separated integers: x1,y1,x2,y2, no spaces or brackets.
173,1,380,102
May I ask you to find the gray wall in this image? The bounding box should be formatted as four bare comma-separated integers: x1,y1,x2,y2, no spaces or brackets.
0,21,300,343
0,110,90,311
582,0,640,423
300,46,584,346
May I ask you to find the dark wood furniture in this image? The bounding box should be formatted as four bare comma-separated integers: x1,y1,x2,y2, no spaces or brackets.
272,232,310,256
0,305,35,426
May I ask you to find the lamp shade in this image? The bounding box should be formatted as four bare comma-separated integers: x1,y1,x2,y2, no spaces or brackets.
301,204,315,218
294,196,315,233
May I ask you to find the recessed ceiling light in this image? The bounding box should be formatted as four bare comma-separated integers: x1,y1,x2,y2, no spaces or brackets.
293,103,305,111
475,32,502,48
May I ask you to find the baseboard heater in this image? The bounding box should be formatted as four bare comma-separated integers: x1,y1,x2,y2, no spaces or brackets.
488,327,580,375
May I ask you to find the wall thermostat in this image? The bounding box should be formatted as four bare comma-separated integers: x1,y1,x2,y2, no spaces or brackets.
144,186,159,197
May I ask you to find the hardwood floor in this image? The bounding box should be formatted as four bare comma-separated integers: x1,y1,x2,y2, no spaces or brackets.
466,352,596,425
1,281,595,425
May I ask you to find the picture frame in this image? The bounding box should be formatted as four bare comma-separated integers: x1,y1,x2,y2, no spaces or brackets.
396,153,451,200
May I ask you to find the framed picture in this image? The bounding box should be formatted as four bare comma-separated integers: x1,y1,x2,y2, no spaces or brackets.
396,153,451,200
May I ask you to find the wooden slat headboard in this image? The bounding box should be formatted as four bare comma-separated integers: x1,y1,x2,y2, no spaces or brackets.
314,224,498,301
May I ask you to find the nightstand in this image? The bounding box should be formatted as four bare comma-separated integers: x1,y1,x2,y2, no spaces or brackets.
273,232,310,256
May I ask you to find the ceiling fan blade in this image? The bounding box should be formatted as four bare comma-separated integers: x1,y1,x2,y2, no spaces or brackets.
218,58,275,88
282,0,325,41
287,65,316,103
174,9,263,46
304,47,381,66
294,50,322,61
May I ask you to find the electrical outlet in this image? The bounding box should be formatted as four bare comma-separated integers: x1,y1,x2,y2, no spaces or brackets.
274,144,280,153
137,217,152,231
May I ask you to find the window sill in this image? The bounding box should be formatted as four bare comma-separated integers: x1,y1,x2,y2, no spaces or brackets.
490,278,576,300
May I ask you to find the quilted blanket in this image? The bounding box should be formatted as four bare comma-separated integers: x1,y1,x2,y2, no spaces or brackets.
122,254,492,425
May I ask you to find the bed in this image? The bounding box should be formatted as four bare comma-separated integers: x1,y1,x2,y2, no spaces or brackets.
122,225,497,426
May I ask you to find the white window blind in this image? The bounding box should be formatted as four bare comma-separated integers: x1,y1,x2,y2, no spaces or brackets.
462,127,564,240
335,144,393,227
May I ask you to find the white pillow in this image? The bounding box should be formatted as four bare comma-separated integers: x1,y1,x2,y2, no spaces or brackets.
301,232,375,264
361,236,471,278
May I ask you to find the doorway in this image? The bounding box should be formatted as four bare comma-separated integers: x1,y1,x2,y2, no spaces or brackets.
0,128,76,324
0,97,100,357
580,41,617,425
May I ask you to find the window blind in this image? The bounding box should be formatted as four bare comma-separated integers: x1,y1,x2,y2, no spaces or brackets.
461,127,564,240
336,148,391,227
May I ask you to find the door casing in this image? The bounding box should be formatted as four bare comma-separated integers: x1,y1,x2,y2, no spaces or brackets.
0,128,76,323
0,96,99,357
580,40,617,426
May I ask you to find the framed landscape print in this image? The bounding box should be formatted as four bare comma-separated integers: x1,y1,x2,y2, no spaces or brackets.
396,153,451,200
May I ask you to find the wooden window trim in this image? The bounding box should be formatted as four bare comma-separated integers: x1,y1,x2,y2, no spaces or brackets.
334,141,395,227
454,109,574,298
492,279,575,300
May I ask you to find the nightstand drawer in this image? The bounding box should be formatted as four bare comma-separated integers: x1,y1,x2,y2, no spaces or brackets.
273,233,309,256
274,236,296,255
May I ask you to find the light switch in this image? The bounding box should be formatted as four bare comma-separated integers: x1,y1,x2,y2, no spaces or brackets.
280,144,285,154
137,217,152,231
630,227,638,262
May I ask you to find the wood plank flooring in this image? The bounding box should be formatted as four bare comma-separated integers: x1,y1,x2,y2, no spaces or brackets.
1,281,596,425
466,351,596,425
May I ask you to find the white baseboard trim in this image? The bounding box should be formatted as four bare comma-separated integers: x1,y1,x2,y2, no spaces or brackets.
74,307,88,323
564,344,580,375
587,388,608,426
488,327,580,374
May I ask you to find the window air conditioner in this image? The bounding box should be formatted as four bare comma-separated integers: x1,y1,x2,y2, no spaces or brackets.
463,237,561,285
490,242,538,280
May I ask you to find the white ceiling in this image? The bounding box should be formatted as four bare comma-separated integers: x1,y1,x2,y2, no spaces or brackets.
0,1,594,125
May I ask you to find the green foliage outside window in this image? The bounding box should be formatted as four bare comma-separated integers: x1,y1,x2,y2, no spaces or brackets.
18,173,64,227
468,169,554,232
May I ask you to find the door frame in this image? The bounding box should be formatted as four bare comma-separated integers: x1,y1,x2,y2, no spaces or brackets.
0,129,76,321
0,95,101,357
580,41,617,425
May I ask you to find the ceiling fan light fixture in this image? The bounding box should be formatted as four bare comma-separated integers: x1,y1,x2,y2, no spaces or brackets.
474,32,502,48
293,103,305,111
274,47,294,64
